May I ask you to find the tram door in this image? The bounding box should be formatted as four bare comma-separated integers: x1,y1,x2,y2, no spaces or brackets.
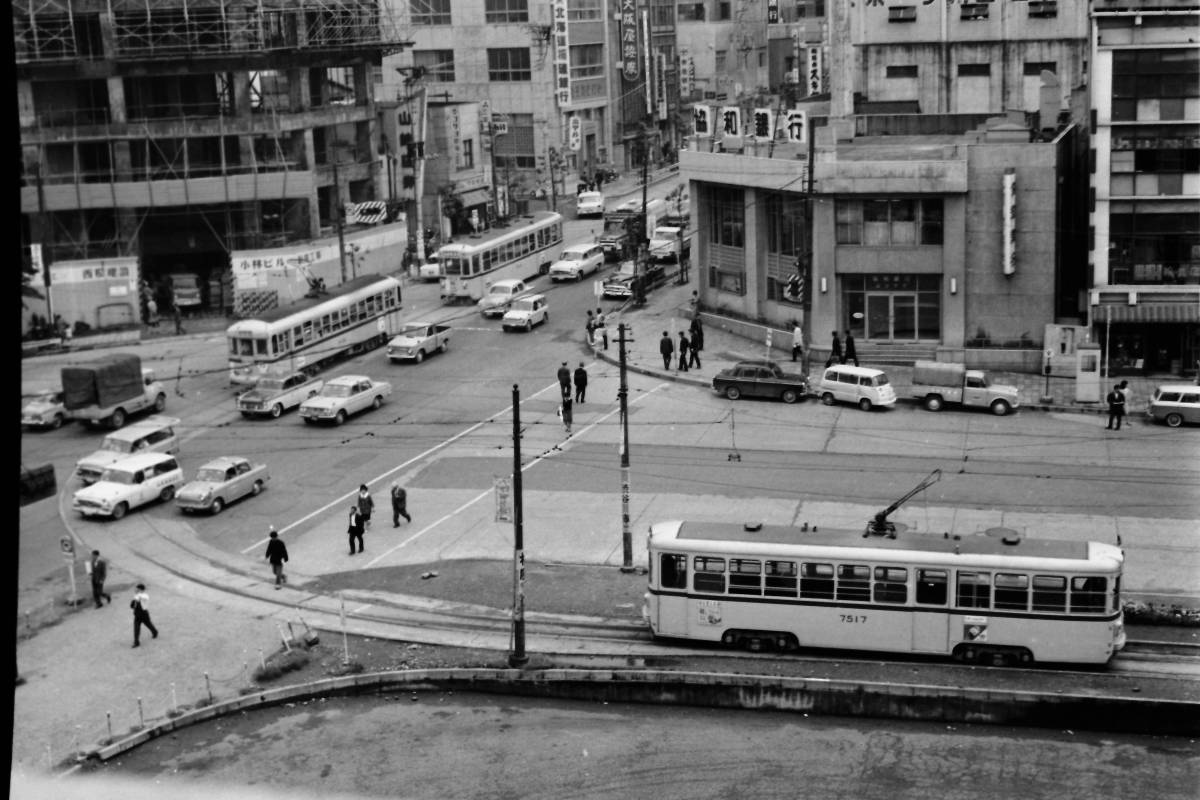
654,553,690,636
911,568,950,653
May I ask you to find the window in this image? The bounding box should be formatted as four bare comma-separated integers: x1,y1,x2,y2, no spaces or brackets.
1032,575,1067,611
766,193,804,257
659,553,687,589
714,50,727,74
916,569,947,605
677,3,705,20
886,65,917,79
1028,0,1057,18
461,139,474,169
413,50,455,82
958,63,990,77
484,0,527,23
765,560,797,597
888,6,916,22
568,0,602,21
728,559,762,595
1070,576,1108,614
709,188,744,247
570,44,604,81
956,571,990,609
693,556,726,593
961,3,989,20
717,2,731,20
993,573,1029,611
487,48,531,82
835,199,943,246
873,567,907,604
836,564,871,602
800,562,834,599
410,0,451,25
494,112,536,167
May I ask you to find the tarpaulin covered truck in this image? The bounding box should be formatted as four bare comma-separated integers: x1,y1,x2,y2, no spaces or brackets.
911,360,1019,416
62,353,167,428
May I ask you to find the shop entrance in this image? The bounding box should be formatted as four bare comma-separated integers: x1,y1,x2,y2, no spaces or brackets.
866,294,917,341
843,274,941,343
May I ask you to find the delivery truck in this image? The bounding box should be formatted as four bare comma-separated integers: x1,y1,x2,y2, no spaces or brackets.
911,360,1019,416
62,353,168,429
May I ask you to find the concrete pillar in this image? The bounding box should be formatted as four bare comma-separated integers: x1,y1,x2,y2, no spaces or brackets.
302,130,321,236
744,188,761,316
16,81,35,128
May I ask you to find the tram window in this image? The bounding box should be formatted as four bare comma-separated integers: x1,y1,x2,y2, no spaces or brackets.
956,571,991,609
1031,575,1067,612
916,569,947,605
659,553,687,590
872,567,907,604
228,339,238,355
1070,576,1107,614
765,560,798,597
256,338,267,355
302,321,314,343
836,564,871,602
728,559,762,596
293,325,304,346
800,562,834,599
994,573,1029,611
239,339,254,356
693,556,726,593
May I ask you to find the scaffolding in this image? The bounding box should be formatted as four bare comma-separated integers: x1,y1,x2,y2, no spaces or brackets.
14,0,410,64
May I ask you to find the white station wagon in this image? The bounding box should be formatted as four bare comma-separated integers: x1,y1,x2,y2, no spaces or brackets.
72,452,185,520
299,375,392,424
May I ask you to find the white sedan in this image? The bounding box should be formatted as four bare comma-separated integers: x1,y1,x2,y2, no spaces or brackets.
176,456,270,515
576,191,605,218
299,375,392,424
417,256,442,282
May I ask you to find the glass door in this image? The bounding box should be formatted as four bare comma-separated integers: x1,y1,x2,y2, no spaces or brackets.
866,295,891,340
865,294,919,341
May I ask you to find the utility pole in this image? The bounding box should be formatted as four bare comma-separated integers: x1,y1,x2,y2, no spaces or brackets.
509,383,528,666
618,324,635,571
332,159,347,284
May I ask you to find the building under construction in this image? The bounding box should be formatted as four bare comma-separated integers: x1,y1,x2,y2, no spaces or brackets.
16,0,409,333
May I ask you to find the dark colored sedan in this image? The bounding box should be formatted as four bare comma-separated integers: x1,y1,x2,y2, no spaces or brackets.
712,360,809,404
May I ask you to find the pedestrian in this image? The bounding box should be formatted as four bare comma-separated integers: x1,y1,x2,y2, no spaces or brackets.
1118,380,1133,421
689,290,700,314
659,331,674,370
130,583,158,648
88,550,111,608
595,170,605,191
145,298,159,327
688,331,702,369
356,484,374,530
391,481,412,526
1105,383,1126,430
594,307,609,350
172,305,184,335
557,361,572,396
843,329,858,367
347,504,365,554
689,315,704,352
791,321,805,364
574,362,588,403
585,310,595,345
678,331,690,372
560,387,574,436
264,527,289,589
826,331,842,368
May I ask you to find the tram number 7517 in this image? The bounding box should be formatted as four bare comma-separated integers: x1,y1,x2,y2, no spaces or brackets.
839,614,867,624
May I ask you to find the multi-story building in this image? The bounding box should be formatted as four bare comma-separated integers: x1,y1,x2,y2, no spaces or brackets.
609,0,678,169
17,0,409,334
1088,2,1199,377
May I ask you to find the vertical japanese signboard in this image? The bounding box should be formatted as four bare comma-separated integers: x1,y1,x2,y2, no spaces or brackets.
807,46,825,96
620,0,639,81
767,0,779,24
552,0,571,107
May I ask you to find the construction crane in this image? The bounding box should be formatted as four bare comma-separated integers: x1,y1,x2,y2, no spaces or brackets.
864,469,942,539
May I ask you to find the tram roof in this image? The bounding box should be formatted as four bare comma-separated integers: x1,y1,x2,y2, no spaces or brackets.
671,521,1092,561
250,274,399,325
437,212,562,250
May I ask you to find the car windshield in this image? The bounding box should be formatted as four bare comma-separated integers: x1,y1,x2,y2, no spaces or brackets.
874,375,891,386
401,324,427,335
31,391,62,403
196,468,227,482
511,300,535,312
488,284,514,297
255,378,285,392
99,437,134,454
562,250,588,260
98,469,135,485
322,384,354,398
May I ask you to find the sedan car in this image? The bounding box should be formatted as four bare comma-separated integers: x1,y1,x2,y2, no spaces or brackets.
501,294,549,332
712,360,809,404
21,388,66,430
417,255,442,282
548,243,605,282
477,279,528,317
299,375,392,424
176,456,270,515
1146,384,1200,428
575,191,605,218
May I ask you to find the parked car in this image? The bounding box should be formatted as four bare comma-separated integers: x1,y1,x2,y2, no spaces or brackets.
712,361,809,404
71,452,184,520
911,361,1019,416
75,416,181,484
477,279,528,317
418,255,442,282
176,456,270,515
548,243,605,282
815,365,897,411
236,372,324,418
299,375,392,424
501,294,549,332
387,323,451,363
575,191,605,218
21,388,66,430
1145,384,1200,428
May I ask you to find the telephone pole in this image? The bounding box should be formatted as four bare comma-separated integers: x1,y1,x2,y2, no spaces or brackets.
618,323,634,571
332,159,347,283
509,383,528,666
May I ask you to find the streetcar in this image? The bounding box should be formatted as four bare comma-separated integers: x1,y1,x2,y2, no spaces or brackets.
225,274,403,385
643,520,1126,666
438,211,564,303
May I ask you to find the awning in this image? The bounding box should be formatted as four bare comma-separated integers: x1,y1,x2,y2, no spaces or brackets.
1096,303,1200,323
458,188,492,208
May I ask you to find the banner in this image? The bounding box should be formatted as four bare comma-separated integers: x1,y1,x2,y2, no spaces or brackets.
620,0,639,81
552,0,571,106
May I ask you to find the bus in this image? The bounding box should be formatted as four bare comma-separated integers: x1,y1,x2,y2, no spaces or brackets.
226,274,403,386
438,211,564,303
643,520,1126,666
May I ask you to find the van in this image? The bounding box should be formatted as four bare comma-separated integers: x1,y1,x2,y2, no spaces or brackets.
1146,384,1200,428
72,452,185,519
75,415,181,484
816,365,897,411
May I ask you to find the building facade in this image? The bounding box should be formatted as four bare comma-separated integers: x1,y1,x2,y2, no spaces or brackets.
1088,2,1200,377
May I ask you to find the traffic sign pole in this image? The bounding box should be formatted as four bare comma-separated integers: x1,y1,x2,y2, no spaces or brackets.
60,536,79,606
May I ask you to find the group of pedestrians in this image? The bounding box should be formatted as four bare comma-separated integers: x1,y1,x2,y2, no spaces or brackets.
585,307,609,350
824,330,859,368
557,360,590,435
658,317,704,372
86,548,161,649
344,482,412,555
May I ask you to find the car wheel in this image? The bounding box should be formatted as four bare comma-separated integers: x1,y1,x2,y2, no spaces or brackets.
925,395,944,412
271,403,283,419
724,386,742,401
111,502,128,521
335,410,347,425
821,392,836,406
303,417,315,425
990,399,1011,417
858,398,873,411
109,408,126,429
781,389,799,404
251,480,264,496
51,414,64,429
415,350,425,363
209,497,224,515
154,393,167,412
160,485,175,502
372,396,383,410
1166,412,1183,428
439,340,448,353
